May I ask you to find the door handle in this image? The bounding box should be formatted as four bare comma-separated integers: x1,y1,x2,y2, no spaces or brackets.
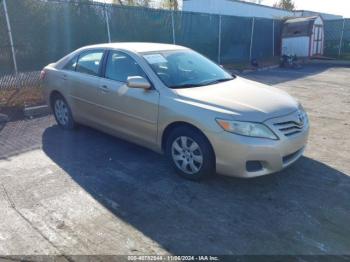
62,74,67,80
99,85,109,93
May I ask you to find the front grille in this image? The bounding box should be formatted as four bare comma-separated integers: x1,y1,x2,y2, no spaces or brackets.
274,120,304,137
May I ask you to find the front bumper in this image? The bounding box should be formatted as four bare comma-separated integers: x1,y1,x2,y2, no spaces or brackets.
206,118,309,178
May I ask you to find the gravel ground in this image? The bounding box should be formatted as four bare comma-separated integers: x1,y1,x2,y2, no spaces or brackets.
0,65,349,258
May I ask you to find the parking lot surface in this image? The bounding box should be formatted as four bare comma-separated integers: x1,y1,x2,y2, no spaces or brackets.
0,65,349,256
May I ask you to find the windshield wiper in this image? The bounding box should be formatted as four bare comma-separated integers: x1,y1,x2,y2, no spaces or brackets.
202,78,233,86
169,83,206,89
169,78,234,89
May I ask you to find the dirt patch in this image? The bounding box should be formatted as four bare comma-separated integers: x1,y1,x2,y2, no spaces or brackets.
0,87,44,108
0,87,45,121
0,71,43,120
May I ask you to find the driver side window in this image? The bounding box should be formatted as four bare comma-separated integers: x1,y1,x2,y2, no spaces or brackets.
105,51,147,83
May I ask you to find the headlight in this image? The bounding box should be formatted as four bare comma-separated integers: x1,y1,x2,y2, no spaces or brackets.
216,119,278,140
298,103,308,125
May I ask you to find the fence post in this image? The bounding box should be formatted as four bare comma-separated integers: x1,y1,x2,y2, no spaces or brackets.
171,11,176,44
3,0,18,74
104,2,111,43
339,19,345,57
249,17,255,62
218,15,222,64
272,19,275,57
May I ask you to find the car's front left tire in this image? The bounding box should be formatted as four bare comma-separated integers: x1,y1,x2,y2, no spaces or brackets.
52,94,75,129
165,126,215,181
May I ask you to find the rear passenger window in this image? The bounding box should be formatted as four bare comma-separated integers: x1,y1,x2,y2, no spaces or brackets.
63,56,78,71
76,50,104,76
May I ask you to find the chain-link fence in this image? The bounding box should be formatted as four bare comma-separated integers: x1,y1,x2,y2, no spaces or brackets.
4,0,108,74
0,0,282,77
1,0,349,80
0,0,285,110
324,19,350,58
342,19,350,57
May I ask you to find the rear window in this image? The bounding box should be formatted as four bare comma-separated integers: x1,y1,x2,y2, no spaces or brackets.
76,50,104,76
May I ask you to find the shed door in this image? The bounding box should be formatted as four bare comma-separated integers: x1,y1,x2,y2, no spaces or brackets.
312,25,323,56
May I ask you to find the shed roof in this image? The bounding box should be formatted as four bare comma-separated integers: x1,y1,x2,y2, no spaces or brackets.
282,16,319,38
285,16,318,24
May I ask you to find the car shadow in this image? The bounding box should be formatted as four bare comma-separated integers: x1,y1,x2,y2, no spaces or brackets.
42,125,350,255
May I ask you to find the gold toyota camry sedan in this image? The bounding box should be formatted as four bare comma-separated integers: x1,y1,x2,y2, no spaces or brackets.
41,43,309,180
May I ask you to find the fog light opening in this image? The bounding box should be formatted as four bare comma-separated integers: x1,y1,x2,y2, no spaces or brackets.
246,161,263,172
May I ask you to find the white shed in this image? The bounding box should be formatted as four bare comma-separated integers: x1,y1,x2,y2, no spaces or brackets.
281,16,324,57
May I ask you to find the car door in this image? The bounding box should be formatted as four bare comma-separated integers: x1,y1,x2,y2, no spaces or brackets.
68,49,105,124
97,50,160,145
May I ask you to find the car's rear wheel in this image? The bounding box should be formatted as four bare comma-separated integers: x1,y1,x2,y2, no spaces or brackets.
52,94,75,129
166,126,215,181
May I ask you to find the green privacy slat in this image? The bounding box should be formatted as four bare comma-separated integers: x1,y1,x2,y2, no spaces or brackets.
108,5,173,44
324,19,346,57
341,19,350,55
6,0,340,75
252,18,274,60
173,11,219,62
5,0,107,73
220,15,252,64
274,20,283,57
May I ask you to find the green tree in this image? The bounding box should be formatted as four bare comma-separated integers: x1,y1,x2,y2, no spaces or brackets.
273,0,295,10
111,0,124,5
161,0,179,10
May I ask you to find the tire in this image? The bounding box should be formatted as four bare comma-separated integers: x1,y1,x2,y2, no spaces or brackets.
52,93,75,129
165,126,215,181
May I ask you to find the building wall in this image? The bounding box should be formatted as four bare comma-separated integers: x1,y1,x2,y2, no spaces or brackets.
182,0,343,20
182,0,294,19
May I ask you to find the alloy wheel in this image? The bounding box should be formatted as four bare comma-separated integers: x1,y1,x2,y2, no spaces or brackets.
171,136,203,175
54,99,69,126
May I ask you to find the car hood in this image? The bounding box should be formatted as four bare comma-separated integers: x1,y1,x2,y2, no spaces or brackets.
174,76,298,122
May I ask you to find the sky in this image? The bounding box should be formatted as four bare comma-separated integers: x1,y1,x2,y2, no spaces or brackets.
260,0,350,18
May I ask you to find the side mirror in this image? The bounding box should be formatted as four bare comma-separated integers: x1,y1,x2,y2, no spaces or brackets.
127,76,151,90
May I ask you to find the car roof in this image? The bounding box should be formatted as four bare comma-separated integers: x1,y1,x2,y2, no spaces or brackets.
80,42,188,53
53,42,189,70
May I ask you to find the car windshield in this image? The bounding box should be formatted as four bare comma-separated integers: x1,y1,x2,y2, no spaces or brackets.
142,50,234,89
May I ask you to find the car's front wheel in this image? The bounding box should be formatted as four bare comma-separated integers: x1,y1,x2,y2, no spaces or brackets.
52,94,75,129
166,126,215,181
